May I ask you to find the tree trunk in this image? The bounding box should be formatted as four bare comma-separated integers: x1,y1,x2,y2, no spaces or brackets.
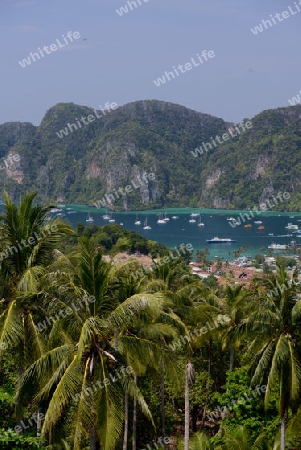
37,405,42,437
229,345,235,371
208,338,212,374
280,414,285,450
161,373,165,444
114,329,118,351
90,426,97,450
132,375,138,450
184,371,190,450
200,379,210,431
16,362,24,425
123,394,129,450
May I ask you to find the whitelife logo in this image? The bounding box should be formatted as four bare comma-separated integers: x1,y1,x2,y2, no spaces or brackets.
0,153,20,171
18,31,81,68
288,89,301,106
250,2,301,35
228,192,291,228
191,121,253,157
116,0,150,16
153,50,215,87
93,172,155,208
55,102,118,139
207,385,266,421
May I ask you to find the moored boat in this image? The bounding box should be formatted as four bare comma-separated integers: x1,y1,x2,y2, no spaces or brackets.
285,223,298,230
268,243,287,250
86,212,94,223
157,213,166,224
206,237,236,243
143,218,151,230
134,214,141,225
197,216,205,227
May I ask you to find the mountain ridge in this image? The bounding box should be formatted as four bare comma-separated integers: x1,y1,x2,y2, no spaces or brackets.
0,100,300,211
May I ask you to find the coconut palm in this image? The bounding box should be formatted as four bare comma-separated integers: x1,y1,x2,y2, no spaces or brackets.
185,361,195,450
0,191,73,353
142,258,200,442
0,191,72,290
219,285,247,371
112,259,184,450
0,191,73,426
247,264,301,450
16,239,182,450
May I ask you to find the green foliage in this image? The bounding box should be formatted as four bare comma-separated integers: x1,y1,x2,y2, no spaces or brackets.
2,101,301,210
1,193,301,449
0,429,44,449
202,275,218,288
209,367,278,440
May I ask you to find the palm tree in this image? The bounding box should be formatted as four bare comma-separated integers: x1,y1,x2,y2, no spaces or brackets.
0,191,73,423
0,191,72,290
16,240,181,449
142,258,197,442
110,257,186,449
185,361,195,450
247,264,301,450
219,285,247,371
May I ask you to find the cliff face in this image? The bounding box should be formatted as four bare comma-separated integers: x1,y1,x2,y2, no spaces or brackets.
0,100,301,211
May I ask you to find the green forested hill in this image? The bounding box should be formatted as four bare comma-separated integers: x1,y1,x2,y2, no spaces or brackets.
1,100,301,210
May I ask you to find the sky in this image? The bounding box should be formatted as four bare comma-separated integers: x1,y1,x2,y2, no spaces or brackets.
0,0,300,125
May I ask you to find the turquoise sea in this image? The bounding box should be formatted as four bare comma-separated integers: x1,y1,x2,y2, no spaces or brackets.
49,205,301,260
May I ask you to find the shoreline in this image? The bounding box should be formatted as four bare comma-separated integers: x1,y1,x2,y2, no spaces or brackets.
48,203,301,216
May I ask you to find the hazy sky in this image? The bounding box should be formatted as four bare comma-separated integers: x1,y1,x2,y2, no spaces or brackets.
1,0,300,125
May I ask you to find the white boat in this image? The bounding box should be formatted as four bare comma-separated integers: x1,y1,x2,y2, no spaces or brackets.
143,218,151,230
102,209,110,220
50,208,62,213
134,214,141,225
268,243,287,250
86,212,94,223
190,213,200,217
108,214,115,223
207,237,236,243
197,216,205,227
189,218,196,223
254,221,263,224
157,213,166,224
285,223,298,230
172,216,179,219
163,211,170,221
227,217,236,221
